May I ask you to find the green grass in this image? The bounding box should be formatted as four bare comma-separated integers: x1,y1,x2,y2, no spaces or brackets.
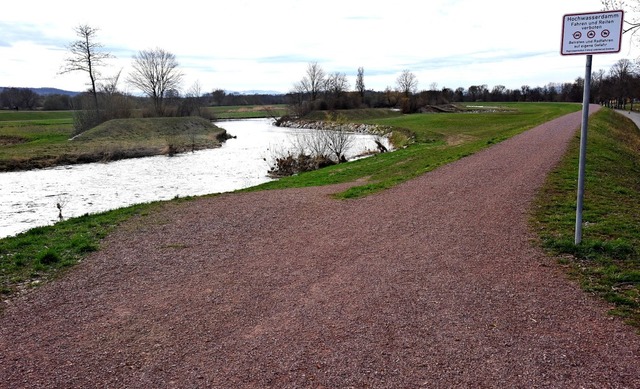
0,110,73,122
251,103,580,198
205,104,288,119
0,115,226,171
0,103,587,311
0,203,159,299
533,108,640,327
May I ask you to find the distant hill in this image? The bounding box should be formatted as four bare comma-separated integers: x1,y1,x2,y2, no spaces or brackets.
0,87,80,96
229,90,284,95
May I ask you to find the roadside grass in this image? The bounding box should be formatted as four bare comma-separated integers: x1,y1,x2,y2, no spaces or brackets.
0,203,159,300
532,108,640,327
0,103,582,309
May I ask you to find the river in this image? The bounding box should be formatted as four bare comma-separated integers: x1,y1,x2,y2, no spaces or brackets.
0,118,388,238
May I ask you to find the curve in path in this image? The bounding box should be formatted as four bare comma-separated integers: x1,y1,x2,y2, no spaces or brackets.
1,105,639,388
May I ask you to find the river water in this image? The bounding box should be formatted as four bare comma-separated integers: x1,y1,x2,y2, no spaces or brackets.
0,118,388,238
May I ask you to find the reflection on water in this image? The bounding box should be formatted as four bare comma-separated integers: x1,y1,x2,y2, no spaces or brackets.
0,118,388,238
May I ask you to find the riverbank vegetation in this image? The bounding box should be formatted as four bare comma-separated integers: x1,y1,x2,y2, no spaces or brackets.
533,109,640,328
254,103,578,198
0,112,228,171
1,102,581,306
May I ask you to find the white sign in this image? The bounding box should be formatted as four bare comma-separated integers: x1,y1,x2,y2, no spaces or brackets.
561,10,624,55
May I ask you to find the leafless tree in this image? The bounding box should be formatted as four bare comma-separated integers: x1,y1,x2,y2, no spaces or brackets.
128,47,183,116
610,58,638,104
325,72,350,96
396,69,418,97
356,67,365,98
60,25,113,110
296,62,326,101
99,69,132,120
603,1,639,33
602,1,640,49
324,72,350,108
322,127,354,162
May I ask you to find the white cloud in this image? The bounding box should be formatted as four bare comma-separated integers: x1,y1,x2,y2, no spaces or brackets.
1,0,637,93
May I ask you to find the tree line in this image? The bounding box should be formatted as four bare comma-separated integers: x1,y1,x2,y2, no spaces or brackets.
286,59,640,115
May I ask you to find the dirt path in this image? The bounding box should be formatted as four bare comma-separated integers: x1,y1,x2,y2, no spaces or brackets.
1,105,638,388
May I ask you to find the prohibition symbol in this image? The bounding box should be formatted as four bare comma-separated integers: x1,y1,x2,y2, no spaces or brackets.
573,31,582,39
587,30,596,38
602,29,610,38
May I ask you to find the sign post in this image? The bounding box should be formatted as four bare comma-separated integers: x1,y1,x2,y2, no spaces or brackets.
560,10,623,245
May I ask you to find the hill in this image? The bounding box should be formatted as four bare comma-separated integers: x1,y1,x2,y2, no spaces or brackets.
0,87,80,96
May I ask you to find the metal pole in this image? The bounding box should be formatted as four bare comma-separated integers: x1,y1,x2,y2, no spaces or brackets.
575,54,592,245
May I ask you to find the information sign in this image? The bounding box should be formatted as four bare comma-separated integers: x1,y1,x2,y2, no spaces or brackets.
561,10,624,55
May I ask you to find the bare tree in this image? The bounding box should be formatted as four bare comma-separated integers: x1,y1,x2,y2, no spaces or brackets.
128,47,183,116
60,25,113,110
356,66,365,98
296,62,325,101
609,58,637,107
396,69,418,97
603,1,640,33
324,72,350,108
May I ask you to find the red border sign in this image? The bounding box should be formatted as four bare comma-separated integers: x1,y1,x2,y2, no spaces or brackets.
561,10,624,55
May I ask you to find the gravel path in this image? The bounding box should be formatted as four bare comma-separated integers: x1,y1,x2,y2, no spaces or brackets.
2,105,639,388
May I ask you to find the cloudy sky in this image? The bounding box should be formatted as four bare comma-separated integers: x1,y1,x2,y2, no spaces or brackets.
1,0,637,94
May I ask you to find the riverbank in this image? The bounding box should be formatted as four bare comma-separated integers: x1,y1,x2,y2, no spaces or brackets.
0,116,230,172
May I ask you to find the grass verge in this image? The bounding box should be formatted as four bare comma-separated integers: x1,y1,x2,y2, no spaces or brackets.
532,108,640,328
0,203,159,302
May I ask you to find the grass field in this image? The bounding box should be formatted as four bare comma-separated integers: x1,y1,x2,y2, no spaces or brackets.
0,113,226,171
533,108,640,327
205,104,288,119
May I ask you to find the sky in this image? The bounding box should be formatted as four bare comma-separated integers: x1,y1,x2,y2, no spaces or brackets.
1,0,638,95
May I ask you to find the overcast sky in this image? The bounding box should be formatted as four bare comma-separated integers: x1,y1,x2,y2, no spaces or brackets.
1,0,637,94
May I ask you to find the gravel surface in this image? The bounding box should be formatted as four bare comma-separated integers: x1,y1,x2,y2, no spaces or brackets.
2,105,639,388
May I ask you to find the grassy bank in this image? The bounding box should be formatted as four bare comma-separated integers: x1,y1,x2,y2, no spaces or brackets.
533,108,640,327
0,103,581,305
252,103,580,198
0,114,227,171
205,104,288,119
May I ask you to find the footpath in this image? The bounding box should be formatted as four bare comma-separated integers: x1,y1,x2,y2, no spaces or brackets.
1,105,638,388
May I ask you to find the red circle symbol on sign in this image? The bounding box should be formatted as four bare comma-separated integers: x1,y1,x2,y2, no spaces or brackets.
587,30,596,38
573,31,582,39
602,29,610,38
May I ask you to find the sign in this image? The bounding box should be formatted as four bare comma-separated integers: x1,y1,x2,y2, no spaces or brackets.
561,10,624,55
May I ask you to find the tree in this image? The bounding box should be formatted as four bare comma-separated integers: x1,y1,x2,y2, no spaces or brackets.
602,1,640,33
609,58,637,107
211,89,226,106
491,85,506,101
128,47,183,116
60,25,113,110
355,67,365,98
396,69,418,97
324,72,350,109
296,62,325,102
0,88,39,109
